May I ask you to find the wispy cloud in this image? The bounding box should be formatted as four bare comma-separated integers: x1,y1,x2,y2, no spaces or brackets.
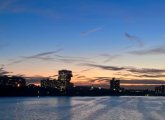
54,54,95,64
80,26,103,36
8,49,97,66
82,63,126,71
74,74,93,82
76,75,87,79
82,63,165,79
100,54,121,63
114,72,165,78
8,60,24,65
22,49,63,59
55,55,87,59
8,49,63,65
0,66,11,75
129,46,165,55
84,63,165,74
134,74,165,78
56,58,80,63
127,68,165,74
90,77,111,83
125,32,143,47
79,68,94,73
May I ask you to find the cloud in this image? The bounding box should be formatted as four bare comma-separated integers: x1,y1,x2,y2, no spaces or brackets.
76,75,87,79
129,46,165,55
114,72,165,78
82,63,126,71
8,48,96,66
125,32,143,47
55,55,87,59
82,63,165,79
8,49,63,65
22,49,63,59
85,77,115,84
80,26,103,36
8,60,24,65
74,74,79,77
127,68,165,74
100,54,121,63
91,77,112,83
74,74,93,82
56,58,90,63
0,66,11,76
79,68,94,73
54,54,95,64
134,74,165,78
8,48,97,66
20,55,56,62
56,58,78,63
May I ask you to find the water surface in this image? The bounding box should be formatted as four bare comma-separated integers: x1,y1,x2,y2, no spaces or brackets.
0,96,165,120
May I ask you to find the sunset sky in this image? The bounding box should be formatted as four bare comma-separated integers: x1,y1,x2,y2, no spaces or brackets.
1,0,165,89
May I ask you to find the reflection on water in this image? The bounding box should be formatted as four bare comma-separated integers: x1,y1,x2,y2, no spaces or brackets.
0,97,165,120
0,97,72,120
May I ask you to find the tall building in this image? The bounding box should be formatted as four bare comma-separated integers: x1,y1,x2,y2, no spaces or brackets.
41,70,73,91
58,70,72,82
58,70,73,91
110,78,120,91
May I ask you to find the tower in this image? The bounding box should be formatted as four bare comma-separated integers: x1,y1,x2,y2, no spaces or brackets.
58,70,73,91
110,78,120,91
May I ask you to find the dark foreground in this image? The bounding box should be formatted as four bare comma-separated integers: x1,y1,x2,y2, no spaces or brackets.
0,86,164,96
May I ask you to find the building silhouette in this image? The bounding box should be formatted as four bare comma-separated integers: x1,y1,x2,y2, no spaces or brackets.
0,75,26,87
41,79,57,88
58,70,73,91
41,70,73,91
155,85,165,93
110,78,120,91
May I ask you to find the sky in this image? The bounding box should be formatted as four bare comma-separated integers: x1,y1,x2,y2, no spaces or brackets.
1,0,165,89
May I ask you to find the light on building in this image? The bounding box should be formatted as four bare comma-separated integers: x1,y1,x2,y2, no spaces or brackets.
17,84,20,87
98,87,102,90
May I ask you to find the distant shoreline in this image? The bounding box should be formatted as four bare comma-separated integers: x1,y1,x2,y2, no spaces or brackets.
0,86,165,97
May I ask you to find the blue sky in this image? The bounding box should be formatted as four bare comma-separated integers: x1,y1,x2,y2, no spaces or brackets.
1,0,165,88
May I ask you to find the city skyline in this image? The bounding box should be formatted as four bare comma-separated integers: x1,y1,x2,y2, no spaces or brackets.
1,0,165,89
